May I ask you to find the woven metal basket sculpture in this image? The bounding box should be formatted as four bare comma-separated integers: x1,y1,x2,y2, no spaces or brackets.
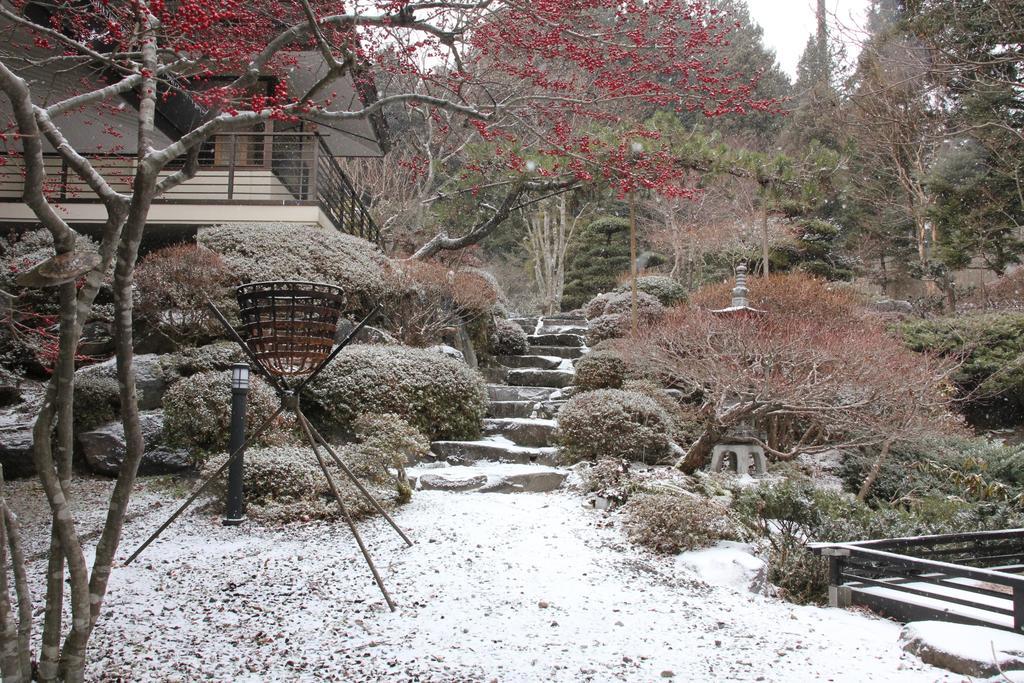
235,281,346,377
128,281,408,611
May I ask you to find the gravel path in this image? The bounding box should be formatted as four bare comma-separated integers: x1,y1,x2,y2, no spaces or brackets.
2,482,949,682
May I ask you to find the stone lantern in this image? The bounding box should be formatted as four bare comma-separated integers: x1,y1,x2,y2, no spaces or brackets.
708,264,768,476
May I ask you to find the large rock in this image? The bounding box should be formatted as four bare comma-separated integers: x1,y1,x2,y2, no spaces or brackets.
479,471,566,493
0,422,36,479
77,354,169,410
429,439,560,466
416,473,488,492
79,411,190,476
335,320,396,345
872,299,914,315
483,418,558,448
78,319,115,357
900,621,1024,677
428,345,465,363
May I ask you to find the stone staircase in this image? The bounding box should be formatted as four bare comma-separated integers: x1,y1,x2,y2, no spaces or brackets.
407,315,589,494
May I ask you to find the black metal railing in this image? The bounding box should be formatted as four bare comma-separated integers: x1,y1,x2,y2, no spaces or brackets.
811,529,1024,633
314,138,381,246
0,131,382,248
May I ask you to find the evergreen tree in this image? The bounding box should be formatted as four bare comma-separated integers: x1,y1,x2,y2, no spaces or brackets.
562,216,633,310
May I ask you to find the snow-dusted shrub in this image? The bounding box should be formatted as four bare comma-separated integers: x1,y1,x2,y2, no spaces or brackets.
557,389,673,464
134,243,234,345
584,293,613,320
574,349,630,391
579,458,636,499
162,370,290,464
586,290,665,321
380,260,498,346
350,412,428,503
615,275,687,307
624,492,737,553
73,370,120,431
622,380,703,445
587,313,626,345
489,317,529,356
198,223,387,313
305,344,488,440
161,342,246,378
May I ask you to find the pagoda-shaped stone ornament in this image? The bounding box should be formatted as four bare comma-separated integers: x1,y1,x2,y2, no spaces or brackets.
710,263,766,317
708,264,768,476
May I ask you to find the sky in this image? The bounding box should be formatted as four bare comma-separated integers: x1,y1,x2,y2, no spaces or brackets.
746,0,871,80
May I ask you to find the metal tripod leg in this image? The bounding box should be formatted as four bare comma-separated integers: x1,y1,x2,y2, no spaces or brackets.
299,413,414,548
296,412,397,612
124,404,287,565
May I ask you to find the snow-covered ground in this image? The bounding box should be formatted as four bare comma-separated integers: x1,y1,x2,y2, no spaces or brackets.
38,484,955,682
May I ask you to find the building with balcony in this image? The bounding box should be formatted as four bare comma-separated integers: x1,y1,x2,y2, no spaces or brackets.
0,19,385,247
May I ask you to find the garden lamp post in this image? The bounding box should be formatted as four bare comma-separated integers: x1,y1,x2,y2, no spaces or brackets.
223,363,250,526
628,140,644,335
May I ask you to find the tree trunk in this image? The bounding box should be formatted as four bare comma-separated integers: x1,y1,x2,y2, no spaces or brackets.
677,424,725,474
857,436,895,503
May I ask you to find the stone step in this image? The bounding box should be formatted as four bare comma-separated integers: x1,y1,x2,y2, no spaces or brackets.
487,401,536,419
507,368,575,389
534,399,568,420
486,384,557,402
494,354,563,370
408,462,567,494
541,315,586,325
510,317,540,333
480,366,508,383
483,417,558,448
528,345,587,359
428,438,560,466
537,325,589,336
528,333,586,347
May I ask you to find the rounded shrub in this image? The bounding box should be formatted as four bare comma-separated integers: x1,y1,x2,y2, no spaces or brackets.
489,318,529,356
615,275,687,307
557,388,673,464
602,291,665,319
162,370,290,464
73,370,121,431
622,379,703,445
198,223,388,314
584,293,613,320
134,243,234,345
574,349,630,391
161,342,246,379
305,344,488,440
587,313,626,345
624,493,737,553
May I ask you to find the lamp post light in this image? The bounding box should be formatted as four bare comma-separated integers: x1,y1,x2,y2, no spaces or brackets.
224,363,250,526
628,140,644,335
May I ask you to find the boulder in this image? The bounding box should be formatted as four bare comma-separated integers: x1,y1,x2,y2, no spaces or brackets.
900,621,1024,677
79,410,190,476
479,470,566,493
429,345,465,363
872,299,914,315
416,473,488,492
0,421,36,479
77,354,169,410
78,319,115,357
335,320,395,345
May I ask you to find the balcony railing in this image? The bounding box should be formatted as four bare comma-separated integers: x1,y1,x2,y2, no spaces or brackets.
0,131,382,248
